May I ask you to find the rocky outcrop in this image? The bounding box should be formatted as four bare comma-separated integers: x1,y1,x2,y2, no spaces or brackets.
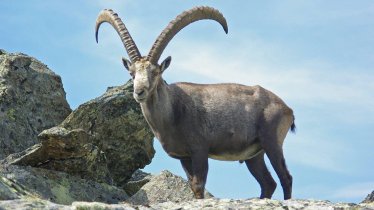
4,80,155,185
124,170,153,196
128,170,213,205
0,199,69,210
2,127,112,184
1,198,373,209
362,191,374,203
0,50,71,159
59,81,155,185
1,165,373,209
0,176,31,200
0,165,128,205
149,198,374,210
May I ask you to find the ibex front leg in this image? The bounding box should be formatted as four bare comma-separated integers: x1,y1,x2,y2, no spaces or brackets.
181,152,208,199
180,158,193,185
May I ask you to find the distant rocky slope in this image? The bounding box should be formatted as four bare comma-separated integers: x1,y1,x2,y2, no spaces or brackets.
0,49,71,159
0,50,373,210
363,191,374,203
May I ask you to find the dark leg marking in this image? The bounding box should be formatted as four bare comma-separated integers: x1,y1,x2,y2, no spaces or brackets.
190,152,209,199
180,158,193,185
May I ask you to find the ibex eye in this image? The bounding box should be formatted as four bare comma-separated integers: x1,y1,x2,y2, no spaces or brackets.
130,72,135,79
152,70,159,76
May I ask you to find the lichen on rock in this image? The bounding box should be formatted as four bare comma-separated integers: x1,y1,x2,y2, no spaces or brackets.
0,50,71,159
59,81,155,186
0,165,128,205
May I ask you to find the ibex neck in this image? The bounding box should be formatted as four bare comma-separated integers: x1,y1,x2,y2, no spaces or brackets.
140,79,172,139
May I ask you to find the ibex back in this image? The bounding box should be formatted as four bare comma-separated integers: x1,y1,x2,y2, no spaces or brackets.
95,6,296,200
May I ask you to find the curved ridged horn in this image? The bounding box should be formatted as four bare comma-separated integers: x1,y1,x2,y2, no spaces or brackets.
95,9,141,62
147,6,228,64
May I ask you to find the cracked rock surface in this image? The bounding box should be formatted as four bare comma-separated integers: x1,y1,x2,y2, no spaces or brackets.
2,79,155,185
0,49,71,159
57,80,155,185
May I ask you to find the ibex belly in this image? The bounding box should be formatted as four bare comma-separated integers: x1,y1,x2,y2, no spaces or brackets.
208,142,263,161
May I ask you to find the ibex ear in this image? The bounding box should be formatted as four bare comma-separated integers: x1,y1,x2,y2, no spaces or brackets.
160,56,172,73
122,57,131,71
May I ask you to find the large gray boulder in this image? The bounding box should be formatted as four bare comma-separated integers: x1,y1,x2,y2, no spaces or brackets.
128,170,213,205
0,49,71,159
60,81,155,185
6,80,155,186
0,165,128,205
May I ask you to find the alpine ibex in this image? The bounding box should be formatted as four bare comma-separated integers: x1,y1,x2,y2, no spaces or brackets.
95,6,296,200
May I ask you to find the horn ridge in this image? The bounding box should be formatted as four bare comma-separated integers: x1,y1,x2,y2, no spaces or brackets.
95,9,141,62
147,6,228,64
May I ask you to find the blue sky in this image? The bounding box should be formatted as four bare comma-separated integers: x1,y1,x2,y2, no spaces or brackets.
1,0,373,203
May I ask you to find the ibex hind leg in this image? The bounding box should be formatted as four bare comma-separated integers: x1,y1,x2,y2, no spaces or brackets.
259,114,293,200
263,144,292,200
244,152,277,199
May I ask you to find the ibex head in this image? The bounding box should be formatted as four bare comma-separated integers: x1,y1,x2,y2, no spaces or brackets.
121,56,171,103
95,7,228,103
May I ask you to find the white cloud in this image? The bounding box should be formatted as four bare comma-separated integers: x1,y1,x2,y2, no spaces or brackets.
268,1,374,27
95,0,133,9
165,37,374,124
332,182,374,200
285,135,352,174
